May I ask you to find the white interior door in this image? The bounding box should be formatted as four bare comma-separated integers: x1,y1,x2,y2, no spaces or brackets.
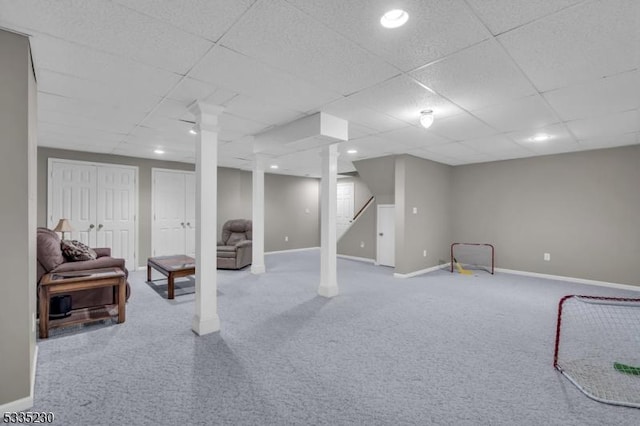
96,166,136,267
49,160,97,247
336,182,354,240
184,173,196,257
376,204,395,267
152,169,187,256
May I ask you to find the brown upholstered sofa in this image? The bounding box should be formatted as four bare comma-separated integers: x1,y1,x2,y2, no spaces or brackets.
217,219,252,270
37,227,131,310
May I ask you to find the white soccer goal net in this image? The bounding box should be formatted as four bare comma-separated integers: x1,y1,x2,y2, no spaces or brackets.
450,243,494,274
554,295,640,408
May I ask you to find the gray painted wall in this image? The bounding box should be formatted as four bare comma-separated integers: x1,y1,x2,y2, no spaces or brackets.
265,174,320,252
38,148,320,262
451,146,640,286
395,155,452,275
353,156,395,204
0,30,36,407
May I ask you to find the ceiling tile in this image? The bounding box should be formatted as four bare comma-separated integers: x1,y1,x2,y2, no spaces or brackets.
221,0,399,95
39,122,127,142
471,94,559,133
379,126,451,149
190,46,340,112
38,69,162,113
112,0,255,41
411,39,537,111
347,75,464,124
0,0,213,74
498,0,640,91
223,95,304,126
508,122,576,146
30,36,181,98
38,92,149,126
566,109,640,140
577,132,639,150
39,108,137,135
461,134,533,156
286,0,490,71
543,70,640,121
167,77,237,105
317,98,407,133
428,112,497,141
466,0,583,35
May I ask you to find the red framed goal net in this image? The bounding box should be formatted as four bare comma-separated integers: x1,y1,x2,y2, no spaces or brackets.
554,295,640,408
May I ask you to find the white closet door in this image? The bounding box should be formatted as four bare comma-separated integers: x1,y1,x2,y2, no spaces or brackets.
49,161,97,247
96,166,136,267
152,170,187,256
184,173,196,257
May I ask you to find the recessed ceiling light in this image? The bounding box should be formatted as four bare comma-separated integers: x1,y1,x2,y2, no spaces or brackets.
189,129,197,135
347,149,358,154
419,110,434,129
154,149,165,154
530,133,550,142
380,9,409,29
270,164,279,169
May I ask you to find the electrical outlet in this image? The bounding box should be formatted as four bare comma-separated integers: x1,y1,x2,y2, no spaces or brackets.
285,236,289,242
360,241,365,248
423,250,427,257
413,207,418,214
544,253,551,261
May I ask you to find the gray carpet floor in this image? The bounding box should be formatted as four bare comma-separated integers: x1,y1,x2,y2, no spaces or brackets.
33,250,640,425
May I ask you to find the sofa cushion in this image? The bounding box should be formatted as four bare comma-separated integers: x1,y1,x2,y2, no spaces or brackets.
52,256,126,275
227,232,246,246
217,245,237,253
37,228,65,272
217,250,237,259
61,240,97,261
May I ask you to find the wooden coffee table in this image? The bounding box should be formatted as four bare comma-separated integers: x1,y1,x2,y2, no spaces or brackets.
147,255,196,299
39,268,126,339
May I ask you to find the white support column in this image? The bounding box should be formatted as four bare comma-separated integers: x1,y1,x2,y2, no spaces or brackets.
251,153,266,274
318,144,339,298
187,101,224,336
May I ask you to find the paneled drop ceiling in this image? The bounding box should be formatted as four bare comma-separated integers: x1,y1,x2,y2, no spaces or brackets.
0,0,638,177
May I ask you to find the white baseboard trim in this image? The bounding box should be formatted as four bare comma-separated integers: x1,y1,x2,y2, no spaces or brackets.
337,254,375,264
0,345,37,413
394,263,451,279
265,247,319,255
495,268,640,292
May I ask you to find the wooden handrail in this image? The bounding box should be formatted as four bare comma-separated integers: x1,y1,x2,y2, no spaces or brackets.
353,196,374,221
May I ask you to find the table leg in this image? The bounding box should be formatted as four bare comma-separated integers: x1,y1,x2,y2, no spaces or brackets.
117,278,126,323
168,273,175,299
147,263,152,282
38,286,49,339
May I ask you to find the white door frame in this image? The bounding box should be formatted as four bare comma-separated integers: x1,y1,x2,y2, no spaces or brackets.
47,158,139,267
376,204,395,267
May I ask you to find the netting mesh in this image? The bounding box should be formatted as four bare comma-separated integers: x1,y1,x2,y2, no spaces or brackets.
451,243,494,274
554,296,640,408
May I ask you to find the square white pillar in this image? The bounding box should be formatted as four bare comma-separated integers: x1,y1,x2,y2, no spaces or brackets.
188,101,224,335
318,144,339,298
251,154,266,274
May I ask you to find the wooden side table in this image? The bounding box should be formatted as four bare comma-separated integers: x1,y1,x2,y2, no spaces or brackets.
39,268,126,338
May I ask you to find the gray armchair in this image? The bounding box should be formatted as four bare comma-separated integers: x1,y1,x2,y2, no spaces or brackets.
217,219,252,269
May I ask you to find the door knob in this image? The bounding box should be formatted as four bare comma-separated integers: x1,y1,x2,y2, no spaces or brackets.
186,222,191,227
89,224,95,229
98,224,103,230
181,222,185,227
379,232,383,236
